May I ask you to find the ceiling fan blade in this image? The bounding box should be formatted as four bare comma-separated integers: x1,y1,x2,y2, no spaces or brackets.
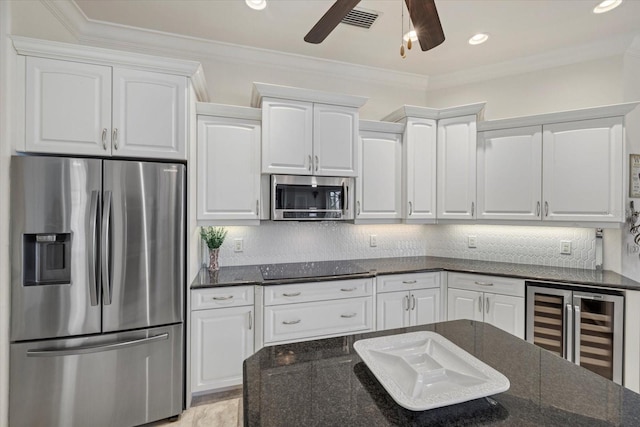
405,0,445,51
304,0,362,44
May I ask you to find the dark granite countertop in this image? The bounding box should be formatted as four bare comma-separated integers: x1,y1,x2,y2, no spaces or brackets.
243,320,640,426
191,256,640,291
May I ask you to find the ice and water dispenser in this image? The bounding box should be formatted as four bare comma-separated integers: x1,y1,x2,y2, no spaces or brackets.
23,233,71,285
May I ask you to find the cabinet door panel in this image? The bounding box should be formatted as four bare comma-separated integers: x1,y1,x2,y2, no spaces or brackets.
437,116,477,219
376,292,409,331
262,99,313,174
542,117,623,222
447,288,483,322
314,104,358,176
485,293,524,339
405,118,437,221
412,288,441,326
25,57,111,156
477,126,542,220
197,116,261,221
112,68,187,160
191,306,254,393
357,131,402,221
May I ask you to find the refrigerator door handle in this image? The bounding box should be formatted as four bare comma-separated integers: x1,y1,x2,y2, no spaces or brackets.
565,303,573,362
101,190,113,305
26,333,169,357
573,302,581,367
88,190,100,306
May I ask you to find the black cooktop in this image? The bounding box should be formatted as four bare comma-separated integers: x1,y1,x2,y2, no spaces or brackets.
259,260,371,282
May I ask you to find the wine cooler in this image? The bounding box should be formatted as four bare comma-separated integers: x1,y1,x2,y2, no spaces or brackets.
526,282,624,384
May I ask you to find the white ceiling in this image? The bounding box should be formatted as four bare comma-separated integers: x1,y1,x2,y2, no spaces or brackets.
73,0,640,77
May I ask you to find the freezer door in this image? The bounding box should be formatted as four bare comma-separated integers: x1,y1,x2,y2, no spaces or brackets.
526,285,573,360
10,156,102,341
102,160,184,332
9,323,183,427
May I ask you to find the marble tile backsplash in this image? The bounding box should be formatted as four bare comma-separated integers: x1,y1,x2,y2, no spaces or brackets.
205,222,597,270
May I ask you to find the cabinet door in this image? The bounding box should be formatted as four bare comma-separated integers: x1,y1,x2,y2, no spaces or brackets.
542,117,623,222
404,118,437,222
484,293,524,339
262,99,313,174
376,292,409,331
447,288,483,322
314,104,358,176
191,306,254,393
356,131,402,221
437,115,477,219
197,116,261,222
411,288,441,326
112,68,187,160
25,57,111,156
477,126,542,220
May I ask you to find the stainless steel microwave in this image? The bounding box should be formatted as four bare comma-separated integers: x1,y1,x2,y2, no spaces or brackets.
271,175,354,220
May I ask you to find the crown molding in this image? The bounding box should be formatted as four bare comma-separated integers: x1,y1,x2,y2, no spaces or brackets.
428,32,638,91
359,120,404,133
251,82,368,108
382,102,486,122
42,0,430,93
196,102,261,121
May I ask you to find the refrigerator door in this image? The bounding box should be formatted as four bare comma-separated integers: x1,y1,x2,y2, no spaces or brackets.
526,285,573,360
9,323,183,427
102,160,184,332
10,156,102,341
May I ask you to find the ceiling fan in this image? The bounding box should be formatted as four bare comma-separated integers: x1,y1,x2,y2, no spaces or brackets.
304,0,445,51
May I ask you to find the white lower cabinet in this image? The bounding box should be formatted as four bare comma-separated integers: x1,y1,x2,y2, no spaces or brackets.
191,286,254,393
446,273,525,339
376,273,441,331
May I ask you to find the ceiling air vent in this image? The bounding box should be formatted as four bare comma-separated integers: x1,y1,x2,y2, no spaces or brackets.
341,7,379,29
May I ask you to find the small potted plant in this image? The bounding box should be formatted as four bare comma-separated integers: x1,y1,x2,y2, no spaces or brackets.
200,226,228,272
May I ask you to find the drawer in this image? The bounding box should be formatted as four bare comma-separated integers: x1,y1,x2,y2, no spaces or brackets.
191,286,254,310
264,278,373,306
377,272,440,293
264,297,373,344
446,272,524,298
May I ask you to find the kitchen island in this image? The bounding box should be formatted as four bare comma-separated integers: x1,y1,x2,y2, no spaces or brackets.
243,320,640,426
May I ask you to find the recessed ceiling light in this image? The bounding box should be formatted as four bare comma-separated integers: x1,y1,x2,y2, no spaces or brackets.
468,33,489,45
245,0,266,11
403,30,418,43
593,0,622,13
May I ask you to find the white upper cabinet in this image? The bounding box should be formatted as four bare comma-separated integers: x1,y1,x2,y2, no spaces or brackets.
437,115,478,220
252,83,367,177
404,118,437,223
356,121,403,223
542,117,623,222
477,126,543,220
196,104,262,224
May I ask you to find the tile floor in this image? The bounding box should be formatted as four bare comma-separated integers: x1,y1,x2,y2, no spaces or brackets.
146,389,243,427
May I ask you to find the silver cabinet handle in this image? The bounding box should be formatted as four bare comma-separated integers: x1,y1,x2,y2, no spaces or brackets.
565,303,573,362
341,287,357,292
573,303,581,365
282,319,301,325
403,280,417,284
478,297,483,313
485,296,490,314
212,295,234,301
471,202,475,217
308,155,312,171
27,333,168,357
536,201,541,217
112,128,119,150
249,311,253,330
411,294,416,310
88,190,100,306
404,295,410,311
409,201,413,216
341,313,357,318
545,201,549,217
283,292,301,297
356,201,361,216
315,155,319,172
101,128,108,150
474,281,493,287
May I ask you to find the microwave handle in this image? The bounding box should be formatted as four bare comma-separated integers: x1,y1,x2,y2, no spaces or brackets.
343,183,348,212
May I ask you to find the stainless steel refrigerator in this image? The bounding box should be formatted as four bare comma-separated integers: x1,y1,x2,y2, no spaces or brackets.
9,156,185,426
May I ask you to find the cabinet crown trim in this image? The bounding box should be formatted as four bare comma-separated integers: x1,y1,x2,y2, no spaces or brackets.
196,102,261,120
477,102,640,132
382,102,486,123
251,82,368,109
359,120,404,133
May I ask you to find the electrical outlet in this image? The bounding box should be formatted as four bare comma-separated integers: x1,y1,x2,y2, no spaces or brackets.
234,238,243,253
560,240,572,255
468,236,477,248
370,234,378,247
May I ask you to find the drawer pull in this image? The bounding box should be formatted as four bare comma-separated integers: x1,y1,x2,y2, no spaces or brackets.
474,281,494,287
341,313,357,318
402,280,417,284
282,292,301,297
341,287,357,292
282,319,301,325
212,295,234,301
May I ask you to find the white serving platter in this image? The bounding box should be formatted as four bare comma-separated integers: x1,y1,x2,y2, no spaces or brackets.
353,331,510,411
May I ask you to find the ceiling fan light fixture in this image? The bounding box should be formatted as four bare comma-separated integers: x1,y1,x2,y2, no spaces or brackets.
593,0,622,13
245,0,267,11
468,33,489,45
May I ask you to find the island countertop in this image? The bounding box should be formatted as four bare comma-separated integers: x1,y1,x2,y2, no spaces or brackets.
243,320,640,426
